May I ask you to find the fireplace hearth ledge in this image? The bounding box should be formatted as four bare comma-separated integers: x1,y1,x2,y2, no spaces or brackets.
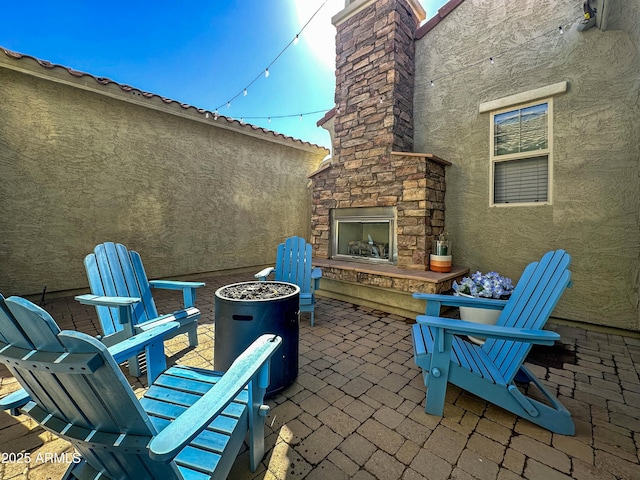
313,258,468,319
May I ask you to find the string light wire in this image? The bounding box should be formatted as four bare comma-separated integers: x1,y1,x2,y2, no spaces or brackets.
213,0,330,114
234,108,330,122
212,7,581,126
416,14,582,90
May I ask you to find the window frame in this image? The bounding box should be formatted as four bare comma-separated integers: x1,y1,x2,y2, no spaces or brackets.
489,98,553,207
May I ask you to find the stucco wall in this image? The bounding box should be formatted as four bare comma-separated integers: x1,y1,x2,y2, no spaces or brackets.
413,0,640,330
0,61,327,296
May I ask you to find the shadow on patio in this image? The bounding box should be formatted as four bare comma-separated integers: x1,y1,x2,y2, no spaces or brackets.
1,271,639,480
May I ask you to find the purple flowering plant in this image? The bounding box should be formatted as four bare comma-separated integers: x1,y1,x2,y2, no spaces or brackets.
453,271,514,299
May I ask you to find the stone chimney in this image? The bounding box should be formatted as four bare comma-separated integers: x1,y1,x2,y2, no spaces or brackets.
311,0,449,270
332,0,425,158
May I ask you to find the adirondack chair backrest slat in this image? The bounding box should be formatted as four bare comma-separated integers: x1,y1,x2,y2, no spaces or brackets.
485,250,571,382
85,242,160,334
274,237,312,293
494,268,571,376
129,249,160,320
0,295,69,416
1,295,62,350
107,242,159,324
0,296,183,480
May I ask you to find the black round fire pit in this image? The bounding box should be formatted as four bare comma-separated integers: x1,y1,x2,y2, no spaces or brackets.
214,281,300,396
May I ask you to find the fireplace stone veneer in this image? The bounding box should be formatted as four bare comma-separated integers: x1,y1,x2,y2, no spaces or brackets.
310,151,450,270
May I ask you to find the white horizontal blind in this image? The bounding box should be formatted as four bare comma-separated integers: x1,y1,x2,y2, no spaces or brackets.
494,156,548,203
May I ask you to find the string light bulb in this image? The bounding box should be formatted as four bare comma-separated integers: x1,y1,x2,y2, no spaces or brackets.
227,102,231,109
430,80,435,87
214,110,219,120
265,68,270,78
559,26,564,34
293,34,299,45
489,57,495,64
243,88,248,96
299,114,303,122
268,117,271,123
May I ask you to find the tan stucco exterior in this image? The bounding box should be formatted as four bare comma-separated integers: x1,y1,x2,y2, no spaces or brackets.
0,53,328,296
413,0,640,330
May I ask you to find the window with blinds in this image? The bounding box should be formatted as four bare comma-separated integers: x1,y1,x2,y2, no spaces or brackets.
490,101,551,206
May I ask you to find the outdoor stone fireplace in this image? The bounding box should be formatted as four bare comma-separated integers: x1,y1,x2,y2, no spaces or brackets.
311,151,449,270
309,0,448,272
311,0,448,270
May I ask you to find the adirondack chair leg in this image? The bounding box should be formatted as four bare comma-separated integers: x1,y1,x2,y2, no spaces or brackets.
127,354,142,377
512,365,575,435
310,311,314,327
248,362,271,472
145,341,167,384
186,323,198,347
423,327,452,416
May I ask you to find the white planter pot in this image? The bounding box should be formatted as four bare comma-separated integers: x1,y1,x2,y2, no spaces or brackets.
459,306,501,346
429,254,452,273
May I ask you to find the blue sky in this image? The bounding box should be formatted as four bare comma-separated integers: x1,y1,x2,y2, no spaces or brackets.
1,1,447,149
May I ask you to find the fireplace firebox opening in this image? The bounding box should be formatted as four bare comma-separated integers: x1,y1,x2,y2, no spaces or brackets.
331,207,397,264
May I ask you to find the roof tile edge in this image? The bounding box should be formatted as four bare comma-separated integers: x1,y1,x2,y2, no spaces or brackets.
0,46,329,154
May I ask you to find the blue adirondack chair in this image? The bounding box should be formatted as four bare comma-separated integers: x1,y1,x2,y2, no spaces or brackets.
255,236,322,326
77,242,205,379
411,250,575,435
0,294,282,480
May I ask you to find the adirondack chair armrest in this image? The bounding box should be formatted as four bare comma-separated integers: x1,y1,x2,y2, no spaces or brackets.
412,293,508,316
0,388,31,414
148,280,206,290
417,315,560,345
75,294,141,308
255,267,275,281
75,294,141,327
149,334,283,462
108,322,180,363
311,267,322,289
148,280,205,308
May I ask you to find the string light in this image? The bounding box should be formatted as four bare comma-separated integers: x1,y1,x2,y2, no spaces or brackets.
236,108,329,122
213,0,329,113
203,108,332,127
422,15,580,90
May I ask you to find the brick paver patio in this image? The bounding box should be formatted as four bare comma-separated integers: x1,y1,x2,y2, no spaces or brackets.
1,272,639,479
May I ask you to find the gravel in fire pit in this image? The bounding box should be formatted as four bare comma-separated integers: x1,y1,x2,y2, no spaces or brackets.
217,282,298,300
